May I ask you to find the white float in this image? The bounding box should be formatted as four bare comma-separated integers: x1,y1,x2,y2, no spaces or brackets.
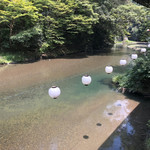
105,66,113,74
131,54,138,60
141,48,146,53
82,75,92,86
48,86,61,99
120,59,127,66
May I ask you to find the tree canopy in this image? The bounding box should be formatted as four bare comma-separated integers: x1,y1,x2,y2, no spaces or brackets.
0,0,149,58
110,3,150,41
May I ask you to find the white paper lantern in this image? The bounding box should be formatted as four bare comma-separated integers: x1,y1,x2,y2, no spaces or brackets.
82,75,92,86
148,44,150,48
120,59,127,66
48,86,61,99
131,54,138,60
141,48,146,53
105,66,113,74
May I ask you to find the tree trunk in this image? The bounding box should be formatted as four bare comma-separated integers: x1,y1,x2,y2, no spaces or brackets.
9,20,14,46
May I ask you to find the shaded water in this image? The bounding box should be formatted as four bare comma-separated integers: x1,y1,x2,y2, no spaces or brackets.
98,95,150,150
0,45,144,150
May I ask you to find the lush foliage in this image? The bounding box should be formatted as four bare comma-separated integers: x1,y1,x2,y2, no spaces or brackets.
0,0,39,50
0,0,127,58
113,48,150,94
111,0,150,96
110,3,150,41
0,0,150,59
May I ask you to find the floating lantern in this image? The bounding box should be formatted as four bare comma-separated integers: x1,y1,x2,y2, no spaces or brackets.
141,48,146,53
131,54,138,60
148,44,150,48
120,59,127,66
105,66,113,74
82,75,92,86
48,86,61,99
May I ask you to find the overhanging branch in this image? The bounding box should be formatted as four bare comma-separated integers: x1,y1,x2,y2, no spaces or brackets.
133,0,150,7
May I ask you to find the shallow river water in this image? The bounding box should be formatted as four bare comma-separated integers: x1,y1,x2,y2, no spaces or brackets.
0,45,149,150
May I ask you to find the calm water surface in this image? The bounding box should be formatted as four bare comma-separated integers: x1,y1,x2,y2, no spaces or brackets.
0,45,147,150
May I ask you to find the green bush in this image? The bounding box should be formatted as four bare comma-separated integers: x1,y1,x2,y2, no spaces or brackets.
113,49,150,94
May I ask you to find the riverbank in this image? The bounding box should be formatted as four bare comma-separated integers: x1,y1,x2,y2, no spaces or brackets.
0,41,147,65
0,50,37,65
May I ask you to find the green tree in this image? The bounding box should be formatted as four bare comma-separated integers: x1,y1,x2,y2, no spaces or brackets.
0,0,38,49
110,3,148,40
32,0,99,55
0,0,139,58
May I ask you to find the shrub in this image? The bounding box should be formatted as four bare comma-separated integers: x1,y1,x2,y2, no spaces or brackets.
113,49,150,94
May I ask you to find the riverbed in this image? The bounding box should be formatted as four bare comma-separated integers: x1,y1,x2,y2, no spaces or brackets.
0,45,147,150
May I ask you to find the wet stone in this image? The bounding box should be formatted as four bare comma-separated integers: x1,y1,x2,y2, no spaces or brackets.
108,113,113,116
96,123,102,126
83,135,89,139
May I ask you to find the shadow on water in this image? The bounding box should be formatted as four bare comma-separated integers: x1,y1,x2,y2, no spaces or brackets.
113,65,131,74
98,78,113,89
7,44,131,64
48,50,113,60
41,44,131,60
98,94,150,150
40,47,113,60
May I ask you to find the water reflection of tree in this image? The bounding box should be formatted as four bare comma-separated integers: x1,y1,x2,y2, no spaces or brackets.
98,78,115,90
98,97,150,150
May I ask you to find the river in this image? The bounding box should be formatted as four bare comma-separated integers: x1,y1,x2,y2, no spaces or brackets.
0,45,149,150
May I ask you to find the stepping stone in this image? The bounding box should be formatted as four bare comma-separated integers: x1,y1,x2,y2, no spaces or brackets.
108,113,113,115
83,135,89,139
96,123,102,126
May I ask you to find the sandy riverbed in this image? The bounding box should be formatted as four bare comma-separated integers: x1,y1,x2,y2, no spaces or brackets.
0,53,140,150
